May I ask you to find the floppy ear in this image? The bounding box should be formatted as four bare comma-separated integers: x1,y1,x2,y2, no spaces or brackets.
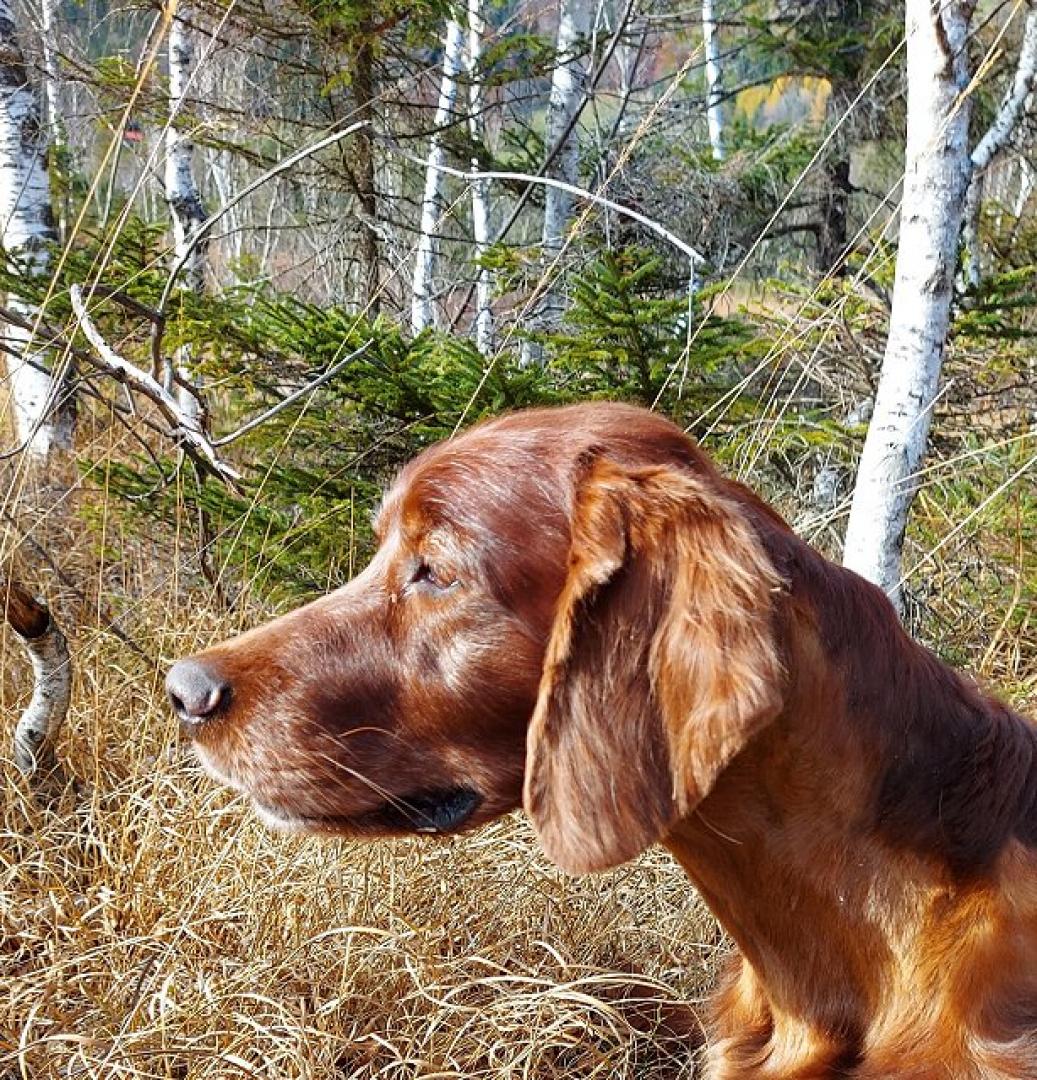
524,458,785,874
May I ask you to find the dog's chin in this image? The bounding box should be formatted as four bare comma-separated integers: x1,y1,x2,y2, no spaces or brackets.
191,744,486,838
252,786,484,838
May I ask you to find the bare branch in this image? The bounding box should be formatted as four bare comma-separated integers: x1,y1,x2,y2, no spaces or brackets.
393,155,707,267
70,285,241,487
963,4,1037,288
214,340,373,447
972,5,1037,173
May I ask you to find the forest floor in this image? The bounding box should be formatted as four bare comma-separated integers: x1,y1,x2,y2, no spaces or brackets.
1,438,1034,1080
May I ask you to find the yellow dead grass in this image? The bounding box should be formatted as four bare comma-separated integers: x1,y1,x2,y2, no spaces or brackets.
0,413,1031,1079
2,601,718,1080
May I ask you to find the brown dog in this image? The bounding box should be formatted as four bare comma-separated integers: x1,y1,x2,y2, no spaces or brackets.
167,403,1037,1078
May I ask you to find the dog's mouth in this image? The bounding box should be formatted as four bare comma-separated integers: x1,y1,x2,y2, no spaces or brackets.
254,786,483,837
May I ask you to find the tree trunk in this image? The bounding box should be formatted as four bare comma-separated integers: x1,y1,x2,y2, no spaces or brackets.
467,0,494,354
39,0,62,149
353,32,380,314
521,0,592,366
817,157,852,275
39,0,71,240
166,14,207,291
702,0,724,162
961,4,1037,290
1014,154,1034,220
0,0,72,456
411,17,465,335
540,0,591,259
4,576,71,780
165,9,207,425
842,0,974,614
209,146,242,266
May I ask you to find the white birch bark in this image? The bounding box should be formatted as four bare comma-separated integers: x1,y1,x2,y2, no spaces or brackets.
4,579,71,778
962,5,1037,289
411,18,466,335
0,0,71,456
165,10,207,424
467,0,494,354
521,0,592,366
39,0,61,149
843,0,974,613
702,0,724,162
1014,153,1034,218
39,0,70,241
209,147,241,265
540,0,592,257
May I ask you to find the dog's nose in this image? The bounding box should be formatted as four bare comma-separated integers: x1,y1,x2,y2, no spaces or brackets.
166,659,231,728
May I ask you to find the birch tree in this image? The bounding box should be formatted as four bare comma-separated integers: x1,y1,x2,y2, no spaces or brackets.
411,18,465,335
4,576,70,780
702,0,724,162
962,4,1037,290
165,9,207,422
521,0,592,366
541,0,592,259
1014,154,1034,219
842,0,974,612
39,0,62,150
467,0,493,354
39,0,71,240
0,0,72,456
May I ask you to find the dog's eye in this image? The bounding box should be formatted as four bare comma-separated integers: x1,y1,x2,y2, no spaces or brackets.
411,560,457,591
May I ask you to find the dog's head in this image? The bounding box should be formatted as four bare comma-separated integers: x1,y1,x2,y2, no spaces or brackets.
168,404,785,872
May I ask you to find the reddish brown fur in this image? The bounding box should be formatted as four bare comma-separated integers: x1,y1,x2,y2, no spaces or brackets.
169,403,1037,1078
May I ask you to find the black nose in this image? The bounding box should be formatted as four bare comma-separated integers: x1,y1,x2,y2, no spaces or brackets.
166,659,231,728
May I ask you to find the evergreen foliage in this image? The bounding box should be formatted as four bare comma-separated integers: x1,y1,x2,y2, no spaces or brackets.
0,214,767,599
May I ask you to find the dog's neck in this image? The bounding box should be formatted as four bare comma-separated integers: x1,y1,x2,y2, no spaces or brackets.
797,549,1037,873
662,555,1037,1068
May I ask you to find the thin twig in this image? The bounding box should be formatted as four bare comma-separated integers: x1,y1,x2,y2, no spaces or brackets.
213,340,373,447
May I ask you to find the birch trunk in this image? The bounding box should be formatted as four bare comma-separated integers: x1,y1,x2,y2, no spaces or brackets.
4,577,71,779
842,0,973,613
0,0,71,456
702,0,724,162
165,10,207,425
411,18,466,335
521,0,592,366
962,5,1037,290
209,147,241,266
1014,154,1034,219
39,0,70,240
467,0,494,354
540,0,591,258
39,0,61,149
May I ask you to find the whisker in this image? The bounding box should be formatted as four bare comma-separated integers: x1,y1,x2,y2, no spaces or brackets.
310,750,433,825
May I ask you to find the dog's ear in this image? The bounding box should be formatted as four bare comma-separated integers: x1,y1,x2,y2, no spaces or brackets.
524,459,785,874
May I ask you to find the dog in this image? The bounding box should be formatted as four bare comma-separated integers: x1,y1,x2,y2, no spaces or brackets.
167,402,1037,1078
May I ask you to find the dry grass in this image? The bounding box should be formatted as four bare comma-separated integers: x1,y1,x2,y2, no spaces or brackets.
1,421,1033,1080
2,590,718,1079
